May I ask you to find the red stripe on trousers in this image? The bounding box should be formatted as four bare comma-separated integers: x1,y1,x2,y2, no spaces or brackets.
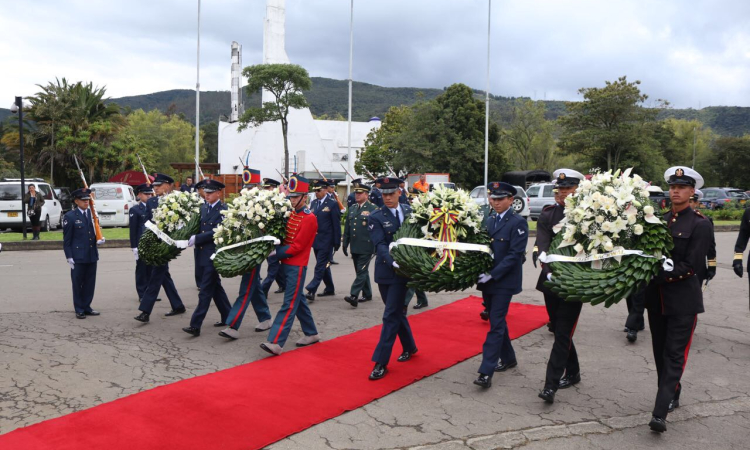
681,316,698,373
229,267,257,328
568,317,579,351
272,266,303,344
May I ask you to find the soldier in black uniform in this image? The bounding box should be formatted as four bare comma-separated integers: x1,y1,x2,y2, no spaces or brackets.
732,197,750,309
129,183,154,301
690,190,717,284
536,169,585,403
645,166,712,433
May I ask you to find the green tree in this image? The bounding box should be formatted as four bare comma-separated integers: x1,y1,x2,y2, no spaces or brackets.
558,76,662,171
703,136,750,188
502,99,558,172
356,105,411,177
201,121,219,163
238,64,312,178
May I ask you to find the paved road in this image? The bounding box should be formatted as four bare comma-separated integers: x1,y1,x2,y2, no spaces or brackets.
1,233,749,449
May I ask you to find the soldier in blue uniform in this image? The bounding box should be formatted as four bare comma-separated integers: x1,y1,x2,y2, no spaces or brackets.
473,182,529,388
129,183,154,301
368,177,418,381
260,178,287,295
193,179,207,289
398,180,408,204
369,180,384,207
134,173,186,323
183,179,232,336
63,188,105,319
304,180,341,301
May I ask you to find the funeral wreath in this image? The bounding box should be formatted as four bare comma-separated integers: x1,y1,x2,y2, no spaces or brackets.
138,191,202,266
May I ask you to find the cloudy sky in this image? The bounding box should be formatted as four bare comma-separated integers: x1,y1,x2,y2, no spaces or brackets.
1,0,749,109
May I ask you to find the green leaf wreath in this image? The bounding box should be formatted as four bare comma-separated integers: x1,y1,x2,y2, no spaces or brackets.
138,191,202,266
390,186,493,292
211,187,291,278
543,169,674,307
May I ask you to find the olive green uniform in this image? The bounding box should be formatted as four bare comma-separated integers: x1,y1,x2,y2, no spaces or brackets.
343,200,378,299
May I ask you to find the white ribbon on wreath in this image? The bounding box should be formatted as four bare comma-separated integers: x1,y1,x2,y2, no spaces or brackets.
389,237,492,255
145,221,189,249
539,248,674,271
210,236,280,260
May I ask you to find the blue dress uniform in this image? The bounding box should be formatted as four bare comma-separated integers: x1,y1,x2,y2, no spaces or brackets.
474,182,528,388
129,184,153,300
185,181,232,335
645,167,711,433
135,174,185,322
369,185,384,207
63,189,100,319
305,181,342,299
369,177,417,380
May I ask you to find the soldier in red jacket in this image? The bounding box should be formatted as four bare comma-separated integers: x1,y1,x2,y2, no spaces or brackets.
260,175,321,356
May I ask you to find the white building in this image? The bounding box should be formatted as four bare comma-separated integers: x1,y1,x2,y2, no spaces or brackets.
217,0,380,182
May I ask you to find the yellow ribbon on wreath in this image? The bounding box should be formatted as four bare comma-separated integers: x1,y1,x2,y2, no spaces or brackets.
429,206,460,272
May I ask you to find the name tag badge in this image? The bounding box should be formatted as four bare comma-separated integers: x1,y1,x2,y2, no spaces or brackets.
322,206,330,212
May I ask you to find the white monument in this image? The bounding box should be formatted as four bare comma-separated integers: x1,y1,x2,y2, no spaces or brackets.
217,0,380,181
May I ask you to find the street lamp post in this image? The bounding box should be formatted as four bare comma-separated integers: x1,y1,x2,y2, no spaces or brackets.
10,96,28,240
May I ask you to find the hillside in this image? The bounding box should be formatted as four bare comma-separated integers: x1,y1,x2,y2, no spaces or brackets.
0,108,10,123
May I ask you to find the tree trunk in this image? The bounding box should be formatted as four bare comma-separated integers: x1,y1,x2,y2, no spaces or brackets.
607,149,612,171
281,119,289,179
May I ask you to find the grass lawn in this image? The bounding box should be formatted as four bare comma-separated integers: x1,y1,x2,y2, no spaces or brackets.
0,227,130,242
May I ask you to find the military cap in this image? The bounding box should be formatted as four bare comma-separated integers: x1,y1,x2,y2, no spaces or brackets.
312,179,329,190
202,179,225,193
352,179,370,193
287,174,310,197
691,189,704,202
262,178,281,188
151,173,174,185
195,179,207,190
135,183,154,195
552,168,585,187
375,177,403,194
71,188,92,200
487,181,517,199
664,166,704,189
242,168,261,185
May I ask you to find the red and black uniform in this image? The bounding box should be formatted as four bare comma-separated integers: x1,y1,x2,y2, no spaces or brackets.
265,206,319,347
645,205,711,419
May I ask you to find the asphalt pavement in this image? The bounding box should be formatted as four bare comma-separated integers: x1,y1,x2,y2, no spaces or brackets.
1,233,749,449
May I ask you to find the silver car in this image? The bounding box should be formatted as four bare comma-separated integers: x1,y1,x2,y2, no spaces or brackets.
469,185,530,220
526,183,557,220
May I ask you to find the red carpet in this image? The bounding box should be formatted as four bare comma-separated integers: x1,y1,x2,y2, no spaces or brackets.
0,296,547,450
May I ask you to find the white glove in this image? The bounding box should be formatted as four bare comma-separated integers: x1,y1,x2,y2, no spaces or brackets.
67,258,75,270
478,273,492,284
547,273,553,282
132,248,139,260
392,261,400,269
188,235,196,247
96,238,105,246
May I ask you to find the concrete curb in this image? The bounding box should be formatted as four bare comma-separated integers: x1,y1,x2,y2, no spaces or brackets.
0,225,740,251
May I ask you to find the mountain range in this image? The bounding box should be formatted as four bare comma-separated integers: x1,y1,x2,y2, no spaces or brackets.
2,77,749,136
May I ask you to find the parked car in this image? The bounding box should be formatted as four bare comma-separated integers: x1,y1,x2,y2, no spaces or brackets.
525,183,556,220
429,182,457,191
647,186,671,210
0,178,63,231
469,185,530,220
89,183,137,227
700,187,748,210
54,187,73,213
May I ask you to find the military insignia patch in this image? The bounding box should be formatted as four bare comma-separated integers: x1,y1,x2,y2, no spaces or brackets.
518,228,525,235
559,173,566,180
383,177,390,184
675,168,684,177
63,219,68,227
362,211,370,216
322,206,330,212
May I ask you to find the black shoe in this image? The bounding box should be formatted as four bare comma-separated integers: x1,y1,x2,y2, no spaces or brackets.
494,360,518,372
413,301,428,310
344,296,358,308
213,322,227,327
75,312,86,319
330,260,339,265
559,373,581,389
397,348,418,362
623,327,630,332
164,307,186,317
547,322,554,333
84,310,100,316
668,398,679,413
359,297,372,303
473,374,492,388
134,312,150,323
156,297,162,302
649,416,667,433
274,288,285,294
539,388,556,403
182,326,200,337
627,329,638,342
369,363,387,380
318,291,335,297
305,291,315,302
480,309,489,321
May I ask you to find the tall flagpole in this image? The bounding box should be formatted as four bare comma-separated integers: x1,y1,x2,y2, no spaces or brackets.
346,0,354,197
195,0,201,180
484,0,491,189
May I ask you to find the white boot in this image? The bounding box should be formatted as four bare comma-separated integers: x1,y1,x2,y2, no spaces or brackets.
254,319,272,332
296,334,321,347
219,327,239,340
260,342,283,355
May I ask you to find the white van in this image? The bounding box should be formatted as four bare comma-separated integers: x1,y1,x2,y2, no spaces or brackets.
0,178,64,231
89,183,137,227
